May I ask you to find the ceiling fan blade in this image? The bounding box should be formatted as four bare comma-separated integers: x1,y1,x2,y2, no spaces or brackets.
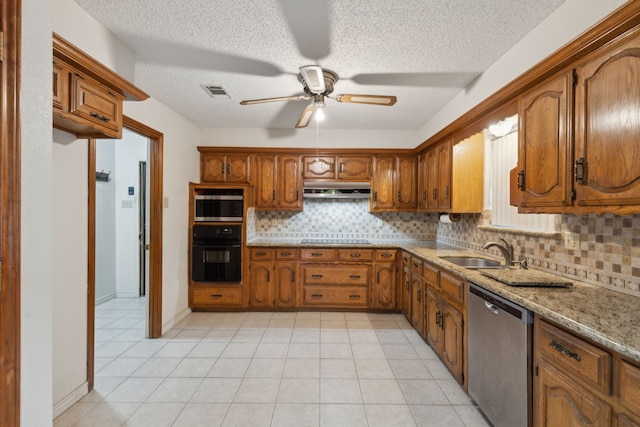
295,104,316,128
299,66,326,94
334,94,397,106
350,72,480,88
278,0,330,60
240,95,309,105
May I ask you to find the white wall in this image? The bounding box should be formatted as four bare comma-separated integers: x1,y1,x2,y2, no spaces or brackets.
115,132,148,298
21,0,54,424
52,131,89,406
417,0,627,143
199,127,418,149
96,140,117,303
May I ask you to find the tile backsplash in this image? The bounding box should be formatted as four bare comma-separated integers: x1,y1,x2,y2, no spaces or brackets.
248,200,640,297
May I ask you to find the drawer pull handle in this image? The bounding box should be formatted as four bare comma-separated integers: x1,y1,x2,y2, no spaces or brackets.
413,262,419,267
380,253,392,258
549,340,582,361
311,252,323,257
311,274,323,279
435,310,442,327
349,294,361,299
90,111,110,122
280,252,292,256
210,294,223,298
349,275,361,279
255,251,267,256
311,293,323,298
350,253,361,258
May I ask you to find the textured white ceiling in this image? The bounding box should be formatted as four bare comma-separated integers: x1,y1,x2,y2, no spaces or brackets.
73,0,566,130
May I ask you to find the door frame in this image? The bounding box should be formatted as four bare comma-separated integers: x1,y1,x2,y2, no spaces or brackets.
87,116,163,390
0,0,22,424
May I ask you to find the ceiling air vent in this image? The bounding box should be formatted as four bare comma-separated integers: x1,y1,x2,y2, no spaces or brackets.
201,84,231,99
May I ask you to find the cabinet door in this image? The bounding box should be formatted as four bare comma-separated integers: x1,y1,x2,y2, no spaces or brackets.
517,71,573,209
226,155,251,184
401,260,412,322
437,140,452,209
373,263,396,310
337,156,371,180
255,155,278,208
201,154,227,182
303,156,336,179
574,35,640,208
534,361,612,427
249,262,272,307
440,302,464,384
53,59,69,111
411,274,424,335
418,151,429,211
70,72,123,137
424,290,442,351
426,147,440,210
396,156,418,210
372,156,395,210
279,155,302,210
273,262,296,308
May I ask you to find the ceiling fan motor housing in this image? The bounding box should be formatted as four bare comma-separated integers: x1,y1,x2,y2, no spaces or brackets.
299,66,338,95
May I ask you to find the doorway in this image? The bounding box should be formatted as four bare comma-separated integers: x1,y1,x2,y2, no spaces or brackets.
87,117,163,390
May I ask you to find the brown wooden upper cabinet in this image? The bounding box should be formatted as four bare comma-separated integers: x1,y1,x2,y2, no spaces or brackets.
52,33,148,139
513,29,640,214
371,155,418,212
255,154,302,211
200,152,252,184
302,155,371,181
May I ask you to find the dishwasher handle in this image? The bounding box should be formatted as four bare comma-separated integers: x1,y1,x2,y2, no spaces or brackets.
484,301,500,315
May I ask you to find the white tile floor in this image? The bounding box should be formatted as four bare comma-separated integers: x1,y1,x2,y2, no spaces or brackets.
54,298,492,427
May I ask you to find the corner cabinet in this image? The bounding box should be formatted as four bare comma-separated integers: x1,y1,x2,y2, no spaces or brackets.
513,28,640,214
52,33,148,139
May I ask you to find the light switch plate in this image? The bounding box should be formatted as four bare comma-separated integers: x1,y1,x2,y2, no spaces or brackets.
564,231,580,250
122,200,133,208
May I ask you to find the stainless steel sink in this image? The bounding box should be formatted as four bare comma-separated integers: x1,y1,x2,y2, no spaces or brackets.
439,256,502,269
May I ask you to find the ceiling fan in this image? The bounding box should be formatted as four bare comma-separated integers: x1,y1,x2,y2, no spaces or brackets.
240,65,397,128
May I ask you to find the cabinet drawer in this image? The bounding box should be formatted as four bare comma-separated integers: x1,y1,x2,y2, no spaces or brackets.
439,271,464,306
303,286,368,307
411,256,423,275
620,361,640,416
537,319,611,394
422,261,439,286
401,251,411,264
192,287,243,307
275,248,298,260
375,249,397,262
302,265,369,285
338,249,374,262
250,248,274,261
300,248,336,261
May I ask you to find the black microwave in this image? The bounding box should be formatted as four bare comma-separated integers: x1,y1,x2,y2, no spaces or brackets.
194,190,243,222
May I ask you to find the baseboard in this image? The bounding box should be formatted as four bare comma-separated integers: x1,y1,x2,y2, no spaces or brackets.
53,382,89,419
95,292,116,306
162,307,192,335
115,291,138,298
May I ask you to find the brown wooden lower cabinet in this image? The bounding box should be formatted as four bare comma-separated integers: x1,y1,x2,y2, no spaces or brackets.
190,286,243,307
533,317,640,427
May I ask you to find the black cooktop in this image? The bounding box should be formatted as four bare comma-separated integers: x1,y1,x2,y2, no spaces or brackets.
301,238,371,245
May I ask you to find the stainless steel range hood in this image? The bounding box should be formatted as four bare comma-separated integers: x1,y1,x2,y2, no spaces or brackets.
303,181,371,199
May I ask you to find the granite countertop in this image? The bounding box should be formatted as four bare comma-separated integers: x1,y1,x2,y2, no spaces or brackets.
247,237,640,363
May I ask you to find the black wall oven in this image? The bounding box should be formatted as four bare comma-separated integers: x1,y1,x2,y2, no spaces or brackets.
194,189,243,222
192,225,242,283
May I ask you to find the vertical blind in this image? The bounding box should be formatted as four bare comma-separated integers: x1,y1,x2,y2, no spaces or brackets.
489,130,556,232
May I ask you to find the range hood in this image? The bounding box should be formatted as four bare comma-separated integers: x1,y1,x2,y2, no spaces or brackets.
303,181,371,199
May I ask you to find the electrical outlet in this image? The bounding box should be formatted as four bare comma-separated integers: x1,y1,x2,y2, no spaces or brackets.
564,231,580,250
376,218,383,228
271,218,278,226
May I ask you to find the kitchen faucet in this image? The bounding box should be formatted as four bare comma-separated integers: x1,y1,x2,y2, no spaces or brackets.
482,238,515,268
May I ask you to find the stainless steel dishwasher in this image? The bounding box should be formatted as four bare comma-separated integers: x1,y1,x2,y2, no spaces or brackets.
467,282,533,427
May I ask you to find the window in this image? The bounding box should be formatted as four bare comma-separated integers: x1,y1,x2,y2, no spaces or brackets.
485,115,557,233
